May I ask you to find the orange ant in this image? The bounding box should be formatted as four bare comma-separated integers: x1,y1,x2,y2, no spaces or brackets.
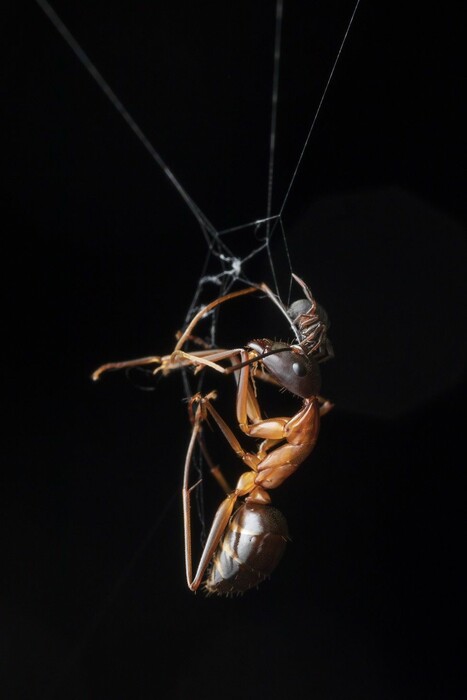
92,274,333,595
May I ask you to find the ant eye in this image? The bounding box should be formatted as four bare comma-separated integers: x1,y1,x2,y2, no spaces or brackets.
292,359,308,377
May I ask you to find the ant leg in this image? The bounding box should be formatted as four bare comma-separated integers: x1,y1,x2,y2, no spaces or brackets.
183,398,256,591
191,393,260,473
317,397,334,416
186,395,231,495
91,355,163,381
173,286,257,353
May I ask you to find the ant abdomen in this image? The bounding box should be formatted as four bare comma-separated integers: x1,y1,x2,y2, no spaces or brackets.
205,502,289,595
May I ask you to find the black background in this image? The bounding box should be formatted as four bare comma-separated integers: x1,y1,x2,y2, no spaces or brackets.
2,2,466,698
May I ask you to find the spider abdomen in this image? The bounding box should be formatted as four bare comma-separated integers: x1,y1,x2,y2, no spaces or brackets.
205,502,289,595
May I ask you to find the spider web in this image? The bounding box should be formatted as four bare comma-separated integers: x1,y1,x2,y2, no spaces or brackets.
36,0,360,352
37,0,360,576
35,2,361,689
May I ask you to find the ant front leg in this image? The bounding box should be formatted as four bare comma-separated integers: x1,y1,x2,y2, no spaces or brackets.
92,347,243,382
91,355,164,381
234,350,289,439
318,397,334,416
232,354,323,490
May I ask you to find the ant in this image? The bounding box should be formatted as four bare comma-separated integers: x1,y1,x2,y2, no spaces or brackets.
92,274,334,595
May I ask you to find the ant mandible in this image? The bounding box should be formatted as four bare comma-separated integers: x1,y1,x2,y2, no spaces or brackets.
92,274,334,595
